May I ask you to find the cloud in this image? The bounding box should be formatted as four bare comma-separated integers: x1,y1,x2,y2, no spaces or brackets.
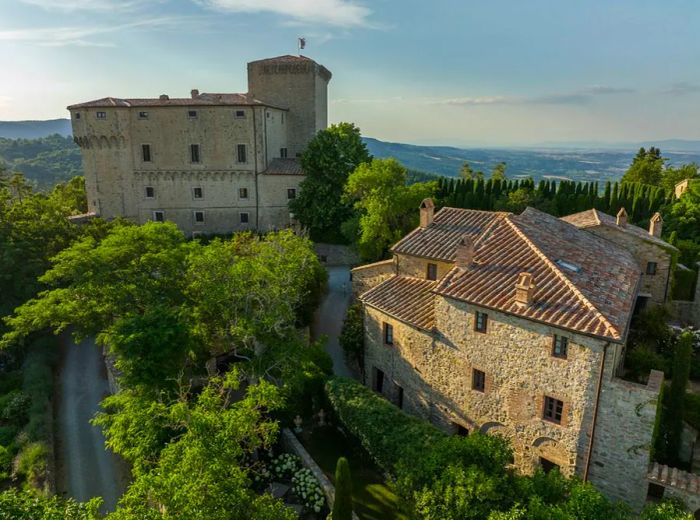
440,96,509,106
19,0,151,11
580,85,636,95
661,82,700,95
196,0,373,28
0,96,12,107
438,85,635,107
0,17,184,47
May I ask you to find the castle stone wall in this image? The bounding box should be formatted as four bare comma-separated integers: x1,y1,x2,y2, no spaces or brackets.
395,253,453,280
351,259,396,296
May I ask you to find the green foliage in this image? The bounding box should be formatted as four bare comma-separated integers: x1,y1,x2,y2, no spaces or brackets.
661,163,698,193
0,444,12,480
621,147,664,185
0,488,102,520
22,337,59,442
638,498,693,519
665,179,700,243
0,134,82,188
289,122,371,242
332,457,353,520
666,332,693,464
344,158,437,261
683,391,700,432
339,303,364,372
671,265,698,301
15,442,49,490
491,162,507,181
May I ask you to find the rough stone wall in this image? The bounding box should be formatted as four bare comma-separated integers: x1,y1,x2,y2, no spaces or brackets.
587,372,662,512
257,173,304,231
583,225,673,305
363,297,620,480
395,253,453,281
351,259,396,296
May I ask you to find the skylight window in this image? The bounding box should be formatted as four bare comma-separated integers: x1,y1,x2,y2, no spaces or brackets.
556,259,581,273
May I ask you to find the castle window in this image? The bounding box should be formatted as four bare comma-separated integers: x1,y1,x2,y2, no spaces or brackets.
552,335,568,359
237,144,247,164
235,110,246,119
240,212,249,224
194,211,205,224
142,144,151,162
372,367,385,394
543,396,564,424
188,110,197,119
287,188,296,200
153,210,164,222
396,385,404,409
75,113,81,119
646,262,658,275
239,187,249,199
190,144,200,163
96,111,106,119
280,147,288,158
427,263,438,281
472,369,486,392
383,323,394,345
193,187,203,199
138,111,148,119
145,186,155,199
474,311,488,333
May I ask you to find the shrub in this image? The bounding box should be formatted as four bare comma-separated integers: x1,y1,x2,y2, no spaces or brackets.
271,453,302,480
0,426,17,446
625,347,669,382
0,370,22,394
0,444,12,480
15,441,48,489
0,488,102,519
291,467,325,513
331,457,353,520
0,391,30,428
339,303,364,372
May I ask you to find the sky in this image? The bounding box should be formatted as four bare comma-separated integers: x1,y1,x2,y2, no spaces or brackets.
1,0,699,146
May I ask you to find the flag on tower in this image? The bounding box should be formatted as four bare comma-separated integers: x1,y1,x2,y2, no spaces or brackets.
298,37,306,51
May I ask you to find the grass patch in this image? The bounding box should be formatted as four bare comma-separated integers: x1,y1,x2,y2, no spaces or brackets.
299,425,408,520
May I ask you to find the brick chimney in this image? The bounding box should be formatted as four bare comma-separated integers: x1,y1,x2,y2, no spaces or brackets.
616,207,628,227
420,198,435,228
455,236,474,269
514,272,536,307
191,89,199,99
649,212,663,237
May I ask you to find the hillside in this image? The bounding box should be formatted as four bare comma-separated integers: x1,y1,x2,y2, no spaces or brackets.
0,134,81,188
0,119,72,139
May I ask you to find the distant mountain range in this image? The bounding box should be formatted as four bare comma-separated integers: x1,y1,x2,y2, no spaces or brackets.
1,119,699,186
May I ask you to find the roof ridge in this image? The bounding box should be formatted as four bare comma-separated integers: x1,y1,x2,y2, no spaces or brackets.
505,216,620,339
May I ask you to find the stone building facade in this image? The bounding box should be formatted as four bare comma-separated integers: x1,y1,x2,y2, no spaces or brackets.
67,55,331,236
352,202,675,511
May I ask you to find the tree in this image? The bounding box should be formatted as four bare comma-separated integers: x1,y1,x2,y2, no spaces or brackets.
621,147,665,185
665,179,700,242
344,158,437,260
491,162,507,181
0,489,101,519
666,332,693,464
339,303,364,373
331,457,353,520
460,162,475,180
289,123,371,242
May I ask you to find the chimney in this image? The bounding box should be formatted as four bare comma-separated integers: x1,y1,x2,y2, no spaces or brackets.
191,89,199,99
159,94,169,100
616,207,628,227
649,212,663,237
455,236,474,269
419,198,435,228
514,272,536,307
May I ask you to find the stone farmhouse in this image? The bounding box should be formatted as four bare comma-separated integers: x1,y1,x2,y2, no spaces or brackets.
67,55,331,235
351,200,685,511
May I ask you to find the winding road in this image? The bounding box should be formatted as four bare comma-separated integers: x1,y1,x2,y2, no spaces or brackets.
55,336,130,513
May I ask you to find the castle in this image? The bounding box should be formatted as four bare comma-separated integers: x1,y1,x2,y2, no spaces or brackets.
352,201,692,511
67,55,331,235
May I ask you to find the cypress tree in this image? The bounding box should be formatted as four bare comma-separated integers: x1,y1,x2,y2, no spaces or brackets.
331,457,353,520
666,332,693,465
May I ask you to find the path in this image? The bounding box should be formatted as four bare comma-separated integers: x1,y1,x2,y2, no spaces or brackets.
55,336,130,513
313,265,354,378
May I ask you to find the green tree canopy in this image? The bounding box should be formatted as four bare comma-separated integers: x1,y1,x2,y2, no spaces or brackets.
491,162,507,181
621,147,665,185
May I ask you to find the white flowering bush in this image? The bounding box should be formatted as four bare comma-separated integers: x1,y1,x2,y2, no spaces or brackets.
291,467,325,513
251,463,272,486
271,453,302,480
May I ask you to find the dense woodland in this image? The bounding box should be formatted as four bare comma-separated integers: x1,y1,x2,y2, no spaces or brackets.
0,134,82,188
0,128,698,518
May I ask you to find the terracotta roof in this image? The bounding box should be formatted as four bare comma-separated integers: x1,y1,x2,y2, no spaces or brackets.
248,54,317,64
361,276,437,331
648,463,700,494
263,159,303,176
67,92,286,110
561,208,675,250
391,207,508,261
435,207,640,341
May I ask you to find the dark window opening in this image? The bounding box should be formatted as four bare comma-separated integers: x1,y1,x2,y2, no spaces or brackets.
383,323,394,345
646,262,658,275
239,187,248,199
287,188,296,200
373,368,385,394
475,311,488,333
142,144,151,162
540,457,560,474
240,212,249,224
427,263,438,281
552,335,568,358
237,144,247,163
235,110,245,118
194,211,205,223
280,147,288,158
634,295,649,317
396,386,404,409
96,111,106,119
75,113,81,119
454,423,469,437
646,482,665,501
543,396,564,424
153,211,164,222
138,111,148,119
190,144,200,163
193,187,203,199
472,369,486,392
145,186,155,199
188,110,197,118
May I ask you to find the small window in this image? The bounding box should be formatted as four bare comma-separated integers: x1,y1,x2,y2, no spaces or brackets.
280,147,288,158
281,113,285,124
552,335,568,359
427,263,438,281
239,187,249,199
75,112,81,119
373,367,385,393
396,386,404,409
194,211,205,224
193,187,203,199
383,323,394,345
145,186,155,199
237,144,247,164
474,311,488,333
138,111,148,119
96,111,106,119
142,144,151,162
472,369,486,392
543,396,564,424
190,144,200,163
235,110,246,119
540,458,560,474
188,110,197,119
454,423,469,437
153,210,164,222
646,262,658,275
287,188,297,200
240,212,249,224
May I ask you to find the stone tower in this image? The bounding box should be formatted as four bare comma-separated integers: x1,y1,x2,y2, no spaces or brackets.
247,55,332,157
